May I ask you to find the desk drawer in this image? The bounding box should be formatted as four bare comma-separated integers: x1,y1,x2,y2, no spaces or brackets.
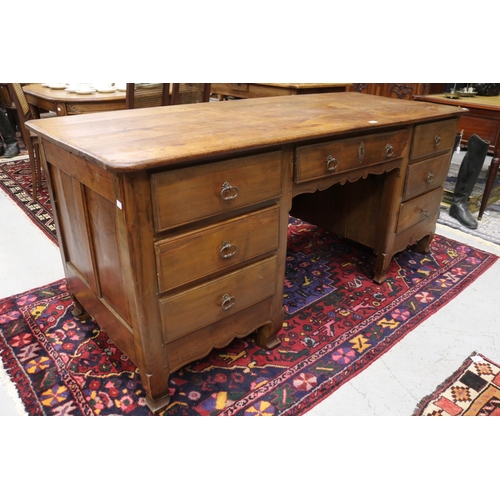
410,119,457,160
295,129,409,183
151,151,282,231
155,206,280,292
403,154,450,200
160,256,277,342
396,187,443,233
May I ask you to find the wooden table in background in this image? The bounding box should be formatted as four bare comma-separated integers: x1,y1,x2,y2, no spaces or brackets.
23,84,126,117
414,93,500,220
211,83,350,99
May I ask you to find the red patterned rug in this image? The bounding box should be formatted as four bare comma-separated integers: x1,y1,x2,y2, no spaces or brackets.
0,157,56,244
413,352,500,416
0,218,497,416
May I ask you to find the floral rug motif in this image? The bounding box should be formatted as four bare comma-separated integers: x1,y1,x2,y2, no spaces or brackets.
0,219,498,416
413,352,500,416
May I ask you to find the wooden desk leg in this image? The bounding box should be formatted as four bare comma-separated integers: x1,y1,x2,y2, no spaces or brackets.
478,155,500,220
255,322,281,350
70,294,90,321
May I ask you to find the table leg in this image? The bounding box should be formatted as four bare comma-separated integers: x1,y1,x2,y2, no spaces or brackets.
478,154,500,220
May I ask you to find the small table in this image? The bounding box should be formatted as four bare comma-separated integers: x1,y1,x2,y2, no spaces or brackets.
414,93,500,220
23,84,127,117
211,83,350,99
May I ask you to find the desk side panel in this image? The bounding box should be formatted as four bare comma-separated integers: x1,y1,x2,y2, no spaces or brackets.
45,150,135,356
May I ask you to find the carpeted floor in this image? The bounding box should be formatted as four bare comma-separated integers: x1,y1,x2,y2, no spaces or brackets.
0,217,497,416
413,352,500,416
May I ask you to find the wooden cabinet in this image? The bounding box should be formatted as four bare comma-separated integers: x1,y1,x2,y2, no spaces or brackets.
27,92,465,413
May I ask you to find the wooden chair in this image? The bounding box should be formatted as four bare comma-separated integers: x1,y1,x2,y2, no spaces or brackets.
171,84,211,104
126,83,171,109
7,83,42,200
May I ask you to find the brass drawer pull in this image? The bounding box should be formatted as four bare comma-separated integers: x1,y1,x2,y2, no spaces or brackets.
220,241,237,259
385,144,394,158
426,172,435,183
220,182,239,200
434,135,441,147
326,155,338,171
221,293,236,310
421,209,430,218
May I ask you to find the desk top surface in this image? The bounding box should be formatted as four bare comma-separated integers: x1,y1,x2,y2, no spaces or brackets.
27,92,466,172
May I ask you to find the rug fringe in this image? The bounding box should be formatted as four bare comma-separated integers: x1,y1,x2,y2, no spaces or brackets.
412,350,479,416
0,351,28,416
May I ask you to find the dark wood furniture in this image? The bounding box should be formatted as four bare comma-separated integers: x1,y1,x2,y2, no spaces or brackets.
23,83,126,117
7,84,43,200
126,84,211,109
211,83,349,99
414,93,500,220
351,83,446,100
26,93,465,413
126,84,171,108
171,83,211,104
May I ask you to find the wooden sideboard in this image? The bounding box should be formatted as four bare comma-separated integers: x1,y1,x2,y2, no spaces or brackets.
351,83,446,100
26,93,465,413
211,83,350,99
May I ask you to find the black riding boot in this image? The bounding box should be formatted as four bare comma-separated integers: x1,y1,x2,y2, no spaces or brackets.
0,109,20,158
449,134,490,229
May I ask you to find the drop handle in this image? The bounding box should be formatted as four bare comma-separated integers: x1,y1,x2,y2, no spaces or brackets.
385,143,394,158
220,182,239,200
221,293,236,311
220,241,237,259
326,155,338,171
421,209,430,218
426,172,435,183
434,135,441,147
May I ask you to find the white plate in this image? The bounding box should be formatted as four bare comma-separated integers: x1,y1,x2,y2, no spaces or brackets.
116,86,127,92
96,87,116,93
48,83,67,90
75,89,95,95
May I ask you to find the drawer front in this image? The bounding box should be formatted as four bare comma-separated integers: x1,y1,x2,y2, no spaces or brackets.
410,119,457,160
151,151,282,231
396,187,443,233
160,256,277,342
155,206,280,293
295,129,409,183
404,154,450,200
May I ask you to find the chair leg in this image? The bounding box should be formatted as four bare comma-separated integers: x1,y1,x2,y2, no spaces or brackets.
34,142,42,191
28,147,37,201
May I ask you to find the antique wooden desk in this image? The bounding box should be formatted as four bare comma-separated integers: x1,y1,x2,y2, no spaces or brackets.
23,83,126,117
211,83,350,99
26,93,465,413
415,93,500,220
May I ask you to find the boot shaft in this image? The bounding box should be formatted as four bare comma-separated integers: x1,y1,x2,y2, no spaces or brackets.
452,133,490,202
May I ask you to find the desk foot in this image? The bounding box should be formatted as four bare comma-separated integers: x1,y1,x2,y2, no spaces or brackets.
146,393,171,415
373,253,390,284
414,234,432,254
70,294,90,321
255,323,281,351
